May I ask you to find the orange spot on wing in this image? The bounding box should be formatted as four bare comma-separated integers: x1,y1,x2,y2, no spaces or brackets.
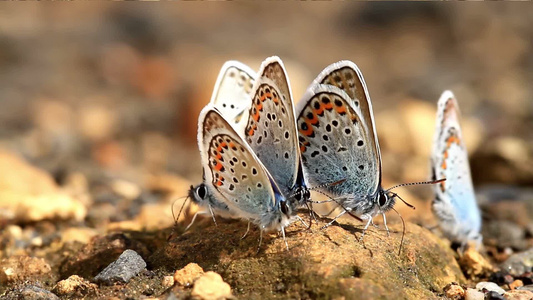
441,161,447,170
306,112,319,125
214,162,223,171
299,124,314,137
335,105,347,115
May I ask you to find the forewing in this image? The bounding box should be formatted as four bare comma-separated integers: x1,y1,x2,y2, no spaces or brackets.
313,61,382,188
244,57,301,194
198,105,277,218
296,85,379,198
210,61,256,131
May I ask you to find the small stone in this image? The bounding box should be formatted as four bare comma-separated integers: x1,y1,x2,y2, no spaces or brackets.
459,246,494,278
3,284,60,300
174,263,204,287
94,249,146,284
485,291,506,300
53,275,97,297
0,256,51,284
464,288,484,300
517,285,533,292
162,275,175,288
444,282,465,300
504,289,533,300
509,279,524,290
476,281,506,295
191,271,232,300
500,248,533,277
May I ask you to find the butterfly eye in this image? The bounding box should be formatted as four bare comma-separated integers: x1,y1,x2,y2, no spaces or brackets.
280,201,289,215
196,185,207,199
294,193,302,201
378,193,387,207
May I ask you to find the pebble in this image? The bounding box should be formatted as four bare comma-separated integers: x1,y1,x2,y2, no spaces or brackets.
162,275,175,288
53,275,98,297
517,285,533,292
191,271,232,300
2,284,60,300
509,279,525,290
174,263,204,287
0,256,51,284
94,249,147,284
476,281,506,295
504,289,533,300
459,246,494,278
444,282,465,300
464,288,485,300
500,248,533,277
485,290,506,300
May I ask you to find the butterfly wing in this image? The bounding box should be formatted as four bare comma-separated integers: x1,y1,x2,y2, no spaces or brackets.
431,91,481,243
198,104,281,222
210,61,256,131
244,57,302,196
312,61,382,178
297,84,379,204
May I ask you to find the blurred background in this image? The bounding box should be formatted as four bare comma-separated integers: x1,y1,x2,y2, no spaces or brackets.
0,3,531,249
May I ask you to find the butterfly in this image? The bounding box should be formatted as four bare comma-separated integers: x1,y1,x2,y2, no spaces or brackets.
243,56,310,211
296,61,436,237
189,104,297,248
181,61,257,231
210,60,257,133
430,91,482,248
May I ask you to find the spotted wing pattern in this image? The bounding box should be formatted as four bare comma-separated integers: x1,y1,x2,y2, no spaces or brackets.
244,57,301,195
297,85,379,198
198,105,277,219
210,61,256,131
431,91,481,243
313,61,382,184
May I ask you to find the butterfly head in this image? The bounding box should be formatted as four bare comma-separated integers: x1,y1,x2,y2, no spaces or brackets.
189,184,208,204
374,188,397,215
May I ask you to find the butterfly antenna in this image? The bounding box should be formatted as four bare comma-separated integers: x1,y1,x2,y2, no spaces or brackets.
172,195,190,225
390,192,416,210
167,195,188,241
391,206,406,256
308,179,347,191
385,178,446,193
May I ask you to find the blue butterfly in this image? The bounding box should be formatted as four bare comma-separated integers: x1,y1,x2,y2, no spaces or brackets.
431,91,482,248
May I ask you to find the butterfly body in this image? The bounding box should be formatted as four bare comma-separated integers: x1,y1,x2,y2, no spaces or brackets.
431,91,481,246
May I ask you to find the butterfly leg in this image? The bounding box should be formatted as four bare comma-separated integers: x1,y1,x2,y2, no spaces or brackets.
281,226,289,251
256,230,264,254
358,216,373,242
320,210,347,230
382,213,390,237
305,201,319,227
207,204,218,227
295,215,309,229
184,211,204,231
241,221,251,240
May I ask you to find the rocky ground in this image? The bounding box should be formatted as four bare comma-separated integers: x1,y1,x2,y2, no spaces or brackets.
0,3,532,300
